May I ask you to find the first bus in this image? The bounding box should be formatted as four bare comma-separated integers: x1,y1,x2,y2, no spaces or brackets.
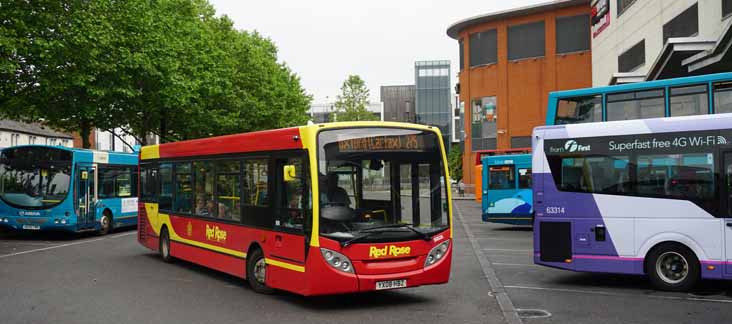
533,72,732,291
137,122,453,296
0,145,139,234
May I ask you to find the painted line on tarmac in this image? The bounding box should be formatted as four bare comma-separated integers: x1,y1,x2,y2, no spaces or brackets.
455,203,523,324
0,232,135,259
504,285,732,304
492,262,537,267
482,248,533,253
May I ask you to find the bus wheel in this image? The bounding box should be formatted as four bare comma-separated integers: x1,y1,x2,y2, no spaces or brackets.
646,243,699,292
159,228,174,263
98,211,112,235
247,248,274,294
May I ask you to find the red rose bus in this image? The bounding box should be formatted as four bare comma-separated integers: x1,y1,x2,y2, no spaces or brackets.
137,122,453,295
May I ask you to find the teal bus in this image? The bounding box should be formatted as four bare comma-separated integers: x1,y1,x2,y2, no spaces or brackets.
546,72,732,125
481,153,533,225
0,145,138,234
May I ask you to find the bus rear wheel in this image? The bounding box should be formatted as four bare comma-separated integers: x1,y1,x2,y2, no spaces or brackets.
247,248,274,294
159,228,174,263
646,243,699,292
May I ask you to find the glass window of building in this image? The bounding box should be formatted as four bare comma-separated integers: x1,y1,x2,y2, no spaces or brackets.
508,21,545,60
617,0,638,16
555,95,602,124
670,84,708,116
606,89,665,121
469,29,497,67
662,4,698,44
459,39,464,70
714,81,732,114
618,40,645,72
556,14,590,54
471,96,497,151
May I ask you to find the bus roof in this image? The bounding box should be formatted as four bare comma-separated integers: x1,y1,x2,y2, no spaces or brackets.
1,145,138,165
140,121,442,161
482,153,531,166
537,112,732,140
547,72,732,100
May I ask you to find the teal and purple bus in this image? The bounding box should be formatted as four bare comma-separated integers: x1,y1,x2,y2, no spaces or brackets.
0,145,138,234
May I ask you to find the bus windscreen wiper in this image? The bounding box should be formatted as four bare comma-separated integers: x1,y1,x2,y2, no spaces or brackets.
341,232,378,247
362,223,431,241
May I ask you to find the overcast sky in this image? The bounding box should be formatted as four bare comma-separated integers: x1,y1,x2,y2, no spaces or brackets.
208,0,546,103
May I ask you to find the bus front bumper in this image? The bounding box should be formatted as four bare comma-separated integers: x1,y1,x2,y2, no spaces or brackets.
0,215,76,232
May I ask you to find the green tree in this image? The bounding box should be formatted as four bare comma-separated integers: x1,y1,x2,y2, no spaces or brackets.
0,0,312,147
448,145,463,181
333,75,378,122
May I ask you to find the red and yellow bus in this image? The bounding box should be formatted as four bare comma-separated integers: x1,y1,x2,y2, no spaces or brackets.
137,122,453,295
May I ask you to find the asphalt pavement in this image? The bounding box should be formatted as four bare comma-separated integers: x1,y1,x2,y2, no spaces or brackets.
0,208,503,324
2,201,732,324
454,200,732,324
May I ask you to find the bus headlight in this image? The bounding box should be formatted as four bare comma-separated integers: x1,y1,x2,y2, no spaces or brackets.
1,218,8,223
425,240,450,268
320,248,354,273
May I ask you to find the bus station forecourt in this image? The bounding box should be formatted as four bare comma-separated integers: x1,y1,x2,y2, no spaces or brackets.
0,73,732,322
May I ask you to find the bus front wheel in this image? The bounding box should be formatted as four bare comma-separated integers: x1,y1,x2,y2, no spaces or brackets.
247,248,274,294
98,211,112,235
159,228,174,263
646,243,699,292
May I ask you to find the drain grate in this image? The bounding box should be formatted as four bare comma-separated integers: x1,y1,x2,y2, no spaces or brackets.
517,309,552,319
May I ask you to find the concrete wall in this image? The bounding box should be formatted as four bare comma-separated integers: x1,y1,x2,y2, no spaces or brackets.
456,4,593,191
0,131,73,149
592,0,732,85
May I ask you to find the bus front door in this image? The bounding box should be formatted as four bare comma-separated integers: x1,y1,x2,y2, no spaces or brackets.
724,153,732,277
76,166,96,231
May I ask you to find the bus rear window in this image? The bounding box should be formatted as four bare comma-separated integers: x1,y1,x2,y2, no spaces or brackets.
489,165,515,190
555,95,602,124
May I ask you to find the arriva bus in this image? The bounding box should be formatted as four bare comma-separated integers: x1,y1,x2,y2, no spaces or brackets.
137,122,453,296
481,153,533,225
545,72,732,126
0,145,138,234
533,113,732,291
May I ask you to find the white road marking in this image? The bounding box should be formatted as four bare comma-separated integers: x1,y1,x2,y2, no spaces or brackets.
492,262,538,267
0,231,135,259
505,285,732,304
482,248,534,253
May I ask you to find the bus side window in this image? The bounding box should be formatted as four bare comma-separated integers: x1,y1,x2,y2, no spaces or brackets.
159,163,173,210
141,165,158,202
174,162,193,214
242,159,272,228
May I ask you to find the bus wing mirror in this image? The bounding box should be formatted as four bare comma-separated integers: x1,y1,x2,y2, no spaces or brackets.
284,165,297,182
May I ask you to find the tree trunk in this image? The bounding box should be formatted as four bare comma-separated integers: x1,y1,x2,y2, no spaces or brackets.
80,119,92,149
159,110,167,144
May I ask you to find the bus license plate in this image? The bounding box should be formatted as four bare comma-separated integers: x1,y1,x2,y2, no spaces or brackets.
22,225,40,230
375,279,407,290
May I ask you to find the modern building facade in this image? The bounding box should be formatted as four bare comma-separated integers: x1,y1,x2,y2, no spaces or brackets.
447,0,592,191
0,120,73,149
380,85,416,123
415,60,453,146
309,102,384,123
592,0,732,85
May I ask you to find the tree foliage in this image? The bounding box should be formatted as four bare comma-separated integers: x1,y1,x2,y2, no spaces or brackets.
0,0,311,148
333,75,377,122
448,145,463,181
